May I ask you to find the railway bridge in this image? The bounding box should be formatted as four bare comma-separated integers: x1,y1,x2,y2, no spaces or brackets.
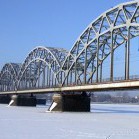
1,1,139,111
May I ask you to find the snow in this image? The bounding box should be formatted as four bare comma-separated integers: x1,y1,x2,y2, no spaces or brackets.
0,104,139,139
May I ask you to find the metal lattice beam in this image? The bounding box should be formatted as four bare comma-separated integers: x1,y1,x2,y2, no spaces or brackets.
0,63,21,91
1,1,139,92
61,1,139,86
17,46,68,90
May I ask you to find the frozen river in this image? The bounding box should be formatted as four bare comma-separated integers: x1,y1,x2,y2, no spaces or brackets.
0,104,139,139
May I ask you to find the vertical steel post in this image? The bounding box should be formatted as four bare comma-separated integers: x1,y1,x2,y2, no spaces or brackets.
51,70,53,86
55,77,56,87
49,68,51,87
25,72,27,88
67,72,69,86
84,48,87,84
110,31,114,81
2,84,3,91
70,71,72,85
67,57,69,86
125,27,130,80
29,65,31,88
61,71,62,85
91,61,94,83
75,60,77,85
47,66,49,87
38,68,40,88
100,63,102,82
43,69,45,87
96,38,99,82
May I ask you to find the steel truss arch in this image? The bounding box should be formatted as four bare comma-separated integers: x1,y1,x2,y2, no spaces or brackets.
61,1,139,86
1,1,139,92
0,63,21,91
17,46,68,89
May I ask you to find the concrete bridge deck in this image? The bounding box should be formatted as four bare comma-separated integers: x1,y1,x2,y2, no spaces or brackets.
1,80,139,95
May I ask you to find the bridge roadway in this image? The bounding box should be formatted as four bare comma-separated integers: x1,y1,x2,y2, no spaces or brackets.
0,80,139,95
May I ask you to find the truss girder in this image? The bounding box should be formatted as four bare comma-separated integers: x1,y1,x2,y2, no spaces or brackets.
17,46,68,90
1,1,139,92
0,63,21,91
61,1,139,86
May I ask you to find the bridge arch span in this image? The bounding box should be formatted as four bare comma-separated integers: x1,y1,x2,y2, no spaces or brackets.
61,1,139,86
0,63,21,91
17,46,68,89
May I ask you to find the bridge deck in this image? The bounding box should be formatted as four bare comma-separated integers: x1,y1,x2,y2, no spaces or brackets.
0,80,139,95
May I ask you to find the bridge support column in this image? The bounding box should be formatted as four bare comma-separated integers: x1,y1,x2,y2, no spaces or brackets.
0,95,11,104
8,95,37,107
48,92,90,112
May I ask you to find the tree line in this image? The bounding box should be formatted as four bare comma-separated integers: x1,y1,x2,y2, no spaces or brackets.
91,92,139,103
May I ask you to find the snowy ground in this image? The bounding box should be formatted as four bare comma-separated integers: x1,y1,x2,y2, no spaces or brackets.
0,104,139,139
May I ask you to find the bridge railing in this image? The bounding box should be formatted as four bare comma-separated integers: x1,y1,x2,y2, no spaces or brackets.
101,75,139,82
1,75,139,92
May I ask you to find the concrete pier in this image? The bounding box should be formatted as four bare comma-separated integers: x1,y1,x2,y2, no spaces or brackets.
49,93,90,112
9,95,37,106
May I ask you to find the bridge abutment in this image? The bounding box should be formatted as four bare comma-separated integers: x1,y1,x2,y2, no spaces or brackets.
48,92,90,112
9,95,37,106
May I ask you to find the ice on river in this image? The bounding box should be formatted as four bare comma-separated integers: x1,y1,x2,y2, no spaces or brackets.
0,103,139,139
